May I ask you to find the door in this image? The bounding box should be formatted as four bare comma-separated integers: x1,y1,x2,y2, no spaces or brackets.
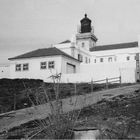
66,63,76,74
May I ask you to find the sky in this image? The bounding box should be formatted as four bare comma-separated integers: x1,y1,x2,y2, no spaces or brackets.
0,0,140,64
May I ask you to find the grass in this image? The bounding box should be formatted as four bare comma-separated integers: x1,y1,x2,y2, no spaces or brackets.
0,78,133,113
20,73,82,139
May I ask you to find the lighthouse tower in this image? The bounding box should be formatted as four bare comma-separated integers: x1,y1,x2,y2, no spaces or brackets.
76,14,97,51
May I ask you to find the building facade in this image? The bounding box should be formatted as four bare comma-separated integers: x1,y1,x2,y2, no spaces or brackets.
8,47,80,82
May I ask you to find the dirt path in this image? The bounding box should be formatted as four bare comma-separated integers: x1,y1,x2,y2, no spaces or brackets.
0,84,139,132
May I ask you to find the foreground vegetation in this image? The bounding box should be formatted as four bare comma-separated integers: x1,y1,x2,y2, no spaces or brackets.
0,78,133,113
1,87,140,139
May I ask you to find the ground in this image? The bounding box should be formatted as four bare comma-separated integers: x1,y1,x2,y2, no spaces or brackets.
0,84,140,139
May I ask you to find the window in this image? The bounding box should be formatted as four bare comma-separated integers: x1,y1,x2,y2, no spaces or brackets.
85,57,88,63
136,62,139,67
78,54,83,62
23,63,29,71
134,55,136,60
78,54,80,61
82,42,85,48
15,64,21,71
94,59,96,63
127,56,130,61
48,61,55,69
100,58,103,62
108,57,112,62
136,53,139,61
81,55,83,62
40,62,47,69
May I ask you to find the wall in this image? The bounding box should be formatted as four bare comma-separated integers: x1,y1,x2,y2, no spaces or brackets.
9,56,62,82
54,43,72,56
9,55,80,82
76,32,96,50
61,56,80,74
76,38,91,51
73,47,91,64
61,61,136,83
55,42,91,64
91,47,140,56
0,64,10,78
91,47,140,64
9,56,137,83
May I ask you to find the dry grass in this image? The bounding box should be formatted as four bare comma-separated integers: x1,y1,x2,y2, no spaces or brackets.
22,73,84,139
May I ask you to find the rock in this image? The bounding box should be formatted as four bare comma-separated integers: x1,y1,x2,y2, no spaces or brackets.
73,127,100,140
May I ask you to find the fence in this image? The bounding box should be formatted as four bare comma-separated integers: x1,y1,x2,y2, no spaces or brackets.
90,76,121,91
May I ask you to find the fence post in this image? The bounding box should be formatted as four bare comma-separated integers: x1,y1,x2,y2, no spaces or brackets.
106,78,108,89
91,78,93,93
119,76,122,86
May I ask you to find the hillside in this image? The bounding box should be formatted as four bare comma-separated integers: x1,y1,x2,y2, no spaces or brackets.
0,84,140,139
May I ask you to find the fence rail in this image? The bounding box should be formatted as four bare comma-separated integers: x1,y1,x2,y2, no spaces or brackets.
90,76,121,89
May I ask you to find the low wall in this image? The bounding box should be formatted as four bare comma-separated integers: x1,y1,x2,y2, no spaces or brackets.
1,61,137,84
61,62,136,83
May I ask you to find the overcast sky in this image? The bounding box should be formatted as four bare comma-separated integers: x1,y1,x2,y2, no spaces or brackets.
0,0,140,64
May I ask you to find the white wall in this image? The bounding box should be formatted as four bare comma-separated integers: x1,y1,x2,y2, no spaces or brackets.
61,56,80,74
55,42,91,64
73,47,91,64
0,64,10,78
120,68,136,83
9,56,62,82
9,55,137,83
61,61,136,83
91,47,140,56
76,38,91,51
91,47,140,63
76,32,96,50
9,55,80,82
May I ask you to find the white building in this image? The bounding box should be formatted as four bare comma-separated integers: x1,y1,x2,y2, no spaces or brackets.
8,47,80,82
0,64,10,79
5,14,140,83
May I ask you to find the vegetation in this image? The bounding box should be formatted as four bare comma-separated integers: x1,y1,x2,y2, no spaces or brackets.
0,78,132,113
0,78,43,113
0,75,139,139
0,77,138,139
1,87,140,139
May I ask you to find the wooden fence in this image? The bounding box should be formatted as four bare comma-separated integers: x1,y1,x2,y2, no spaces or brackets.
90,76,121,92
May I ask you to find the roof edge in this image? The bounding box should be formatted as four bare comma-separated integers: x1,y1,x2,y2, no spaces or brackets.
90,41,138,52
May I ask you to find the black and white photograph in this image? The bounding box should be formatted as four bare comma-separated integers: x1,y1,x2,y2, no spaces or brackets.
0,0,140,139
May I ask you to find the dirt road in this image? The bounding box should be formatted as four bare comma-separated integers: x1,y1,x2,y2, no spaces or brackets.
0,84,139,132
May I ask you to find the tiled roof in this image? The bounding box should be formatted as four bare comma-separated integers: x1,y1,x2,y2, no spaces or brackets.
8,47,80,62
59,40,71,44
90,41,138,52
